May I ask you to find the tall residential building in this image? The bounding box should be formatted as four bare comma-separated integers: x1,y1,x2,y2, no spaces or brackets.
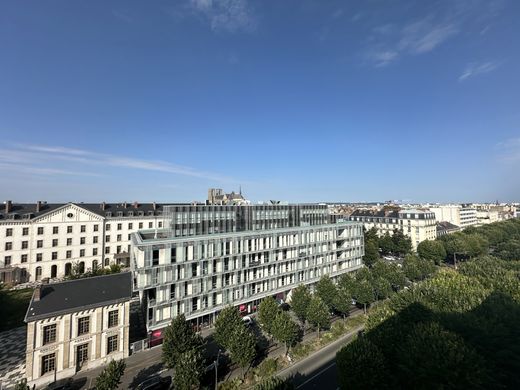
347,208,437,250
0,201,166,283
428,204,477,229
130,204,364,337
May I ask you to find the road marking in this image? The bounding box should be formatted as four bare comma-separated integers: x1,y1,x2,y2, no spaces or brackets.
295,362,336,389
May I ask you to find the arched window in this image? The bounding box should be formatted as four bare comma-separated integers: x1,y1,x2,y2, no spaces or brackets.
92,260,98,271
104,258,110,267
65,263,72,276
35,267,42,281
51,265,57,278
79,261,85,274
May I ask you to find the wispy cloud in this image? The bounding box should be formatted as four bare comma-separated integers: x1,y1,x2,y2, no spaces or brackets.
0,144,235,182
458,61,501,81
496,138,520,163
189,0,256,33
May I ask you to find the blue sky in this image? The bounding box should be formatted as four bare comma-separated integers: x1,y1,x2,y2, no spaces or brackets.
1,0,519,203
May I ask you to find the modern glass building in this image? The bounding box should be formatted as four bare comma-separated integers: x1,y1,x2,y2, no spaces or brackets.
131,204,364,335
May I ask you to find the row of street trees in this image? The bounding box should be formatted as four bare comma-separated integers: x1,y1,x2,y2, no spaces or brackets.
363,227,413,267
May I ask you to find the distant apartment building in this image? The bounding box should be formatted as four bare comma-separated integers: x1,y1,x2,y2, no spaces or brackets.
428,204,477,229
24,272,132,388
347,208,437,250
0,201,165,283
476,210,499,225
130,204,364,337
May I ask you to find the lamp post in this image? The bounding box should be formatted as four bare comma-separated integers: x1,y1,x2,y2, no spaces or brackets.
215,349,221,390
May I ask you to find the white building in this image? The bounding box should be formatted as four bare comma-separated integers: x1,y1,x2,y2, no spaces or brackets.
24,272,132,388
428,204,477,230
0,201,165,283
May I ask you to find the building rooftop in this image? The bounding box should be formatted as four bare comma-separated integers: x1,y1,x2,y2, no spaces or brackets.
25,272,132,322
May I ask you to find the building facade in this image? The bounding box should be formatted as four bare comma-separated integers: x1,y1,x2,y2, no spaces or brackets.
131,204,364,335
347,209,437,250
24,273,132,388
428,205,477,229
0,201,166,283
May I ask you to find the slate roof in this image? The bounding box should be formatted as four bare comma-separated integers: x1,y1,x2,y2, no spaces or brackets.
25,272,133,322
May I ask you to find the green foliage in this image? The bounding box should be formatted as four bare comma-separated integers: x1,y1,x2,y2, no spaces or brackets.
337,338,390,390
391,229,412,256
403,254,435,282
417,239,447,264
258,296,280,336
254,376,294,390
173,349,205,390
306,296,330,336
364,227,379,242
379,233,394,255
254,358,278,381
372,277,392,300
162,314,203,369
363,240,380,268
290,284,311,325
218,378,243,390
271,311,300,355
0,287,33,332
371,260,406,291
214,306,243,350
353,279,375,313
14,379,29,390
315,274,337,311
333,287,351,318
95,359,126,390
229,324,257,373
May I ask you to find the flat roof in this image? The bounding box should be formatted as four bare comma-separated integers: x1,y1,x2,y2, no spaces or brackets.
25,272,132,322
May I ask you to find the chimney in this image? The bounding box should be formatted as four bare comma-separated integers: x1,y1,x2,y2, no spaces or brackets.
123,202,127,209
5,200,12,213
152,202,157,210
133,201,139,209
36,201,42,213
101,202,106,211
34,285,42,302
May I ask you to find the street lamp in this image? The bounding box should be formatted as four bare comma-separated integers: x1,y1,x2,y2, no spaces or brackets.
215,349,221,390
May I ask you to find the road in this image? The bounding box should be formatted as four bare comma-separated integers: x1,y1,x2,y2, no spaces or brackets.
278,325,362,390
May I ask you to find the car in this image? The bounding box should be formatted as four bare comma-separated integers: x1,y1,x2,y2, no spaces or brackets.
136,375,172,390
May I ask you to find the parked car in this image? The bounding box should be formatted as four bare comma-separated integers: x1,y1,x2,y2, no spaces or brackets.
136,375,172,390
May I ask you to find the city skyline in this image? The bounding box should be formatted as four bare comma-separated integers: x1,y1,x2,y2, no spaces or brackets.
1,0,520,203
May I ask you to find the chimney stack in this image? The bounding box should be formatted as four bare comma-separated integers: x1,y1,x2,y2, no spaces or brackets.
152,202,157,210
34,285,42,302
133,202,139,209
5,200,12,213
123,202,127,209
101,202,106,211
36,201,42,213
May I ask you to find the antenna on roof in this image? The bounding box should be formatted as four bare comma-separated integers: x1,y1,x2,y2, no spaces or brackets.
239,185,242,196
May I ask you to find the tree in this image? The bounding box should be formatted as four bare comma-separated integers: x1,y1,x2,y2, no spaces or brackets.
333,288,351,321
95,359,126,390
336,338,390,390
173,349,205,390
417,240,447,265
354,279,375,313
271,311,300,356
214,306,243,350
254,376,295,390
403,254,435,282
364,227,379,243
373,277,392,300
391,229,412,256
371,260,406,291
363,240,380,268
162,314,203,369
306,296,330,338
229,324,257,377
315,275,337,311
338,273,356,295
258,296,280,336
290,284,311,328
379,233,394,255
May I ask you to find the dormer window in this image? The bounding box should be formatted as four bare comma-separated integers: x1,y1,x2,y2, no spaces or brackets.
138,211,144,216
117,211,123,217
148,211,154,216
106,212,112,217
128,211,134,217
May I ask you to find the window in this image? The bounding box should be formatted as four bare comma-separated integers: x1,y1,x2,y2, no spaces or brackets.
43,324,57,345
128,223,133,230
22,241,28,249
80,249,85,257
93,236,98,244
94,224,99,232
105,247,110,254
5,242,12,251
22,227,29,236
66,250,72,259
4,256,11,266
116,245,121,254
52,252,58,260
67,226,73,234
37,227,44,235
36,253,42,262
77,317,90,336
80,225,86,233
67,238,72,246
6,228,12,237
117,234,121,242
80,237,85,245
159,222,163,228
41,353,55,376
21,254,27,263
93,248,98,256
35,266,42,281
52,239,58,247
53,226,59,234
107,335,118,354
149,222,153,228
106,224,111,231
108,310,119,328
139,222,143,229
117,223,122,231
76,343,89,366
37,240,43,248
105,235,110,243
